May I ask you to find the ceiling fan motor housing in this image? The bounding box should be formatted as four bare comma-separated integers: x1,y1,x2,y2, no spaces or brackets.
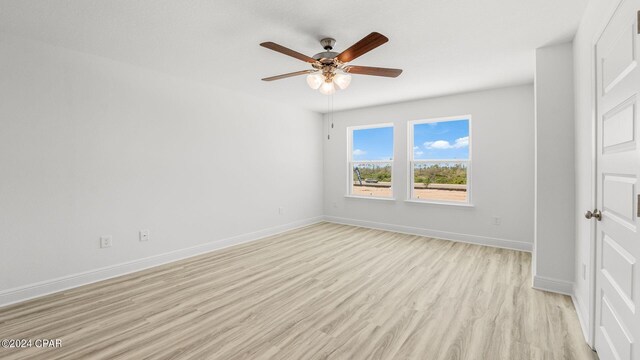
313,38,339,64
313,51,339,63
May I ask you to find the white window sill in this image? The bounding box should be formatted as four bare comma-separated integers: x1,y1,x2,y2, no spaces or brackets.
344,195,396,201
404,199,475,207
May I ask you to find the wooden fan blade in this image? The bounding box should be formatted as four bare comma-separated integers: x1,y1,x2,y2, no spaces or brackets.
260,42,318,63
336,32,389,63
261,70,316,81
344,66,402,78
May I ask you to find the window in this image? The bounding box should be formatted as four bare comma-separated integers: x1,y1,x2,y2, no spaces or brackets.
408,116,471,204
348,124,394,199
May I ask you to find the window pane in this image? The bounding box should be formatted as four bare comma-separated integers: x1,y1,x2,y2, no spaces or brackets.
413,162,467,202
352,127,394,161
413,119,469,160
352,162,392,197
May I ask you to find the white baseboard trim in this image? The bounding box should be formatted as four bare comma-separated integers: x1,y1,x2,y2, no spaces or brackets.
571,292,591,345
0,216,324,308
323,215,533,252
532,275,573,295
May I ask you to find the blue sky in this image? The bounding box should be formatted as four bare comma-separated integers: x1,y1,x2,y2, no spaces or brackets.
351,119,469,161
413,119,469,160
352,126,394,161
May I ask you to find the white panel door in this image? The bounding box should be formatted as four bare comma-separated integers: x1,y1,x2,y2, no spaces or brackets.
595,2,640,360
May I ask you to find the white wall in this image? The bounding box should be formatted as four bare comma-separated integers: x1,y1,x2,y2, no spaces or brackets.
0,35,323,303
572,0,624,344
323,85,535,250
533,42,575,294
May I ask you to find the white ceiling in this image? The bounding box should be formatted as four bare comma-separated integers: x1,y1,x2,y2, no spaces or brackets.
0,0,588,113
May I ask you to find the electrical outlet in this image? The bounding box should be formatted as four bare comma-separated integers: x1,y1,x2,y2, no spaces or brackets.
139,229,150,242
100,235,112,248
492,216,501,225
278,207,284,215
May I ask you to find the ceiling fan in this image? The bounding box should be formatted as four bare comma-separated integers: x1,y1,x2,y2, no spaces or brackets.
260,32,402,95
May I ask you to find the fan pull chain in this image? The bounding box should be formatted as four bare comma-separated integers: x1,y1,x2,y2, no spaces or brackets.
327,94,330,140
327,94,335,140
331,95,334,130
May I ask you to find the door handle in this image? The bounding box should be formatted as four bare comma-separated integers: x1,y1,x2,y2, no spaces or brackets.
585,209,602,221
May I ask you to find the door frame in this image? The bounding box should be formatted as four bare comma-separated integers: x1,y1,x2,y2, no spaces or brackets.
587,0,628,349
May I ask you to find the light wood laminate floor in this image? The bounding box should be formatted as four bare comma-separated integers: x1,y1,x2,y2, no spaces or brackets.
0,222,596,360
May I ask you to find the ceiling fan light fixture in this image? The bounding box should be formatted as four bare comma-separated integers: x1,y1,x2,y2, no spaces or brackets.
306,73,323,90
333,73,352,90
319,81,336,95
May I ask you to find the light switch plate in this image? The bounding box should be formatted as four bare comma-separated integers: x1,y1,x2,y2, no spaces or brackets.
100,235,112,248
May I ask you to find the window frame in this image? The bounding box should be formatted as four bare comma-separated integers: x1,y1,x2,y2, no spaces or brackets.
346,123,395,200
407,115,473,206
